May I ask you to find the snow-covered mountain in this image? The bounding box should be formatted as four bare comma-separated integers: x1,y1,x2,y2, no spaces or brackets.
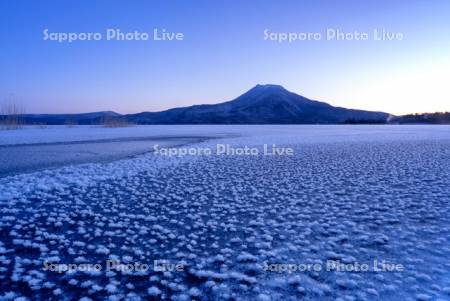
127,84,389,124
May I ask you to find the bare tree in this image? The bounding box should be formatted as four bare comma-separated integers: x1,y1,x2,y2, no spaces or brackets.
1,98,26,130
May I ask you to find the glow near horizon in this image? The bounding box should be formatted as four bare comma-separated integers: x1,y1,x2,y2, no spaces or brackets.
0,0,449,115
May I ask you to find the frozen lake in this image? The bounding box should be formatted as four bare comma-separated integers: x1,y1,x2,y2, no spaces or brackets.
1,124,448,177
0,125,449,300
0,136,210,177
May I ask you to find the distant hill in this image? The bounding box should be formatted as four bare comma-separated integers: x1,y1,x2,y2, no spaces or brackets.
125,84,389,124
389,112,450,124
20,111,121,125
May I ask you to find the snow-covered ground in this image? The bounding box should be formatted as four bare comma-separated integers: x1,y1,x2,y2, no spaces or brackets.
0,125,449,300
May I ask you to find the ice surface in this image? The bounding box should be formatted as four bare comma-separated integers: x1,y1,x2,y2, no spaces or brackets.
0,125,449,300
0,125,233,146
0,137,206,177
1,124,448,146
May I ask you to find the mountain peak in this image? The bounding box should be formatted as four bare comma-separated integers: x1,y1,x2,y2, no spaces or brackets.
252,84,287,92
243,84,290,99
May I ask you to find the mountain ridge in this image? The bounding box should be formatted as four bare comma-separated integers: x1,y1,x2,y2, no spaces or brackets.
10,85,393,124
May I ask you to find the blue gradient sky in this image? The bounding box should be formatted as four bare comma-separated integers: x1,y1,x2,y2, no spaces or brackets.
1,0,449,114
